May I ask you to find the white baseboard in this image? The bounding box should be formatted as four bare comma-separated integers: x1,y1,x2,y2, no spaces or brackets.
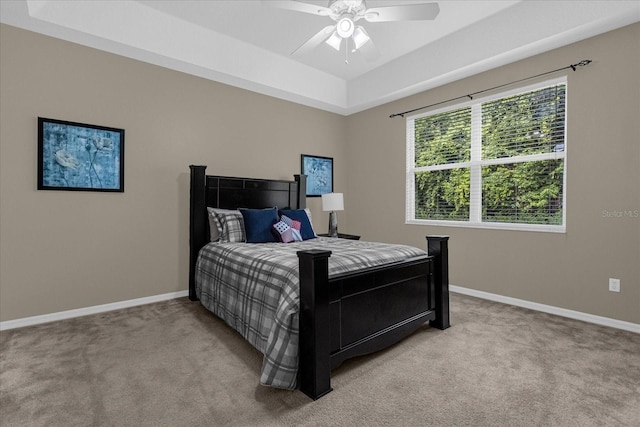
3,287,638,334
450,285,640,334
0,290,189,331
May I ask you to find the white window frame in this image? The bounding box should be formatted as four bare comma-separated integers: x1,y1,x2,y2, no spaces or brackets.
406,77,567,233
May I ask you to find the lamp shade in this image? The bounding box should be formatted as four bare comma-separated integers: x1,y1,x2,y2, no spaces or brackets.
352,26,370,50
325,31,342,51
321,193,344,211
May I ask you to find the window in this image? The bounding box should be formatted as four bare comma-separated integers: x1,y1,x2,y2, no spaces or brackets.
406,78,567,232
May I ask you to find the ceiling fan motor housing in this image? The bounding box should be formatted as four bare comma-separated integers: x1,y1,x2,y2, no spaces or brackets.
328,0,367,22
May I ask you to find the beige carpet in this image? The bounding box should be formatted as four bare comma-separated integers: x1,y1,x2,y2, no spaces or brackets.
1,293,639,426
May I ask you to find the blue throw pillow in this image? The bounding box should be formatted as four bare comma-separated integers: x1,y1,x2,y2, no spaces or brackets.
239,208,279,243
278,209,316,240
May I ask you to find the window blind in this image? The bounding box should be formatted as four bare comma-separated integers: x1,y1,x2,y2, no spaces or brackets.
406,77,567,232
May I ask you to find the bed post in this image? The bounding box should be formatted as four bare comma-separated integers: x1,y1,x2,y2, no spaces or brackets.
189,165,207,301
297,249,333,400
426,235,450,330
293,174,306,209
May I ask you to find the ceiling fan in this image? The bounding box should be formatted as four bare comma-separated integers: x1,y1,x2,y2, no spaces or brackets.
267,0,440,62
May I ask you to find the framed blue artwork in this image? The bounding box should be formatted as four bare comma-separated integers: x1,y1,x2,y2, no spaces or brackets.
38,117,124,192
301,154,333,197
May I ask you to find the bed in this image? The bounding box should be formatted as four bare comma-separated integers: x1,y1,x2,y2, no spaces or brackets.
189,165,450,400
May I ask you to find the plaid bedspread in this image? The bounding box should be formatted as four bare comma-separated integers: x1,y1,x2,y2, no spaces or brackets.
195,237,427,390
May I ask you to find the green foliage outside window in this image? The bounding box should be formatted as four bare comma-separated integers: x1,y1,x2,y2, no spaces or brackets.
410,83,566,227
415,168,470,221
482,160,564,224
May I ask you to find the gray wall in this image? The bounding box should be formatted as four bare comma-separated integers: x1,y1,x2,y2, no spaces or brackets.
0,24,347,321
1,23,638,325
345,23,639,324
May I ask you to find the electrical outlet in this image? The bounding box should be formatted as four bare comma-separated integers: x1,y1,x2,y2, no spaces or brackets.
608,278,620,293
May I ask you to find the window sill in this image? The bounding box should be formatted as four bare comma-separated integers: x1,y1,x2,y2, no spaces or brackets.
406,219,566,233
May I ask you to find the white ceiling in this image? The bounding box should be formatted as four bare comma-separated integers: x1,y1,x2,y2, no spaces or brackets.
1,1,639,115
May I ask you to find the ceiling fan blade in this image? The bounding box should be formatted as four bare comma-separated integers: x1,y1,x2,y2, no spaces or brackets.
266,1,331,16
365,3,440,22
292,25,336,56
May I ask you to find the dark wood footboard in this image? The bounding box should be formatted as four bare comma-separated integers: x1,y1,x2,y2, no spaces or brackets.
297,236,450,400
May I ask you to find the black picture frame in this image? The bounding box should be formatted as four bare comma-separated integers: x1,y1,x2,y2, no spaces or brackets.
38,117,125,192
301,154,333,197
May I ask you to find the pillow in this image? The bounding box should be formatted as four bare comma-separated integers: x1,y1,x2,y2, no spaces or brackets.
280,215,303,240
208,208,245,243
278,209,316,240
273,220,295,243
273,215,303,243
240,208,279,243
304,208,316,236
207,207,221,241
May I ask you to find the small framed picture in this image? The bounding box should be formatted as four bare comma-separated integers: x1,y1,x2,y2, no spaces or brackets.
301,154,333,197
38,117,124,192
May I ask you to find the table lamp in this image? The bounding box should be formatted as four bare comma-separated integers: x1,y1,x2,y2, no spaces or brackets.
321,193,344,237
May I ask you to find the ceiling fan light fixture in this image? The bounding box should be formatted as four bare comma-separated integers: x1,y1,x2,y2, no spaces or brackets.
336,17,355,38
325,31,342,50
352,26,370,50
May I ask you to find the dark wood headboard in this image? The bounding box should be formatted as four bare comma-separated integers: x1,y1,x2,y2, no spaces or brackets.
188,165,307,300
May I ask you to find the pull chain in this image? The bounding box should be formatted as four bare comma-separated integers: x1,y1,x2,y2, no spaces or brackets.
344,38,349,64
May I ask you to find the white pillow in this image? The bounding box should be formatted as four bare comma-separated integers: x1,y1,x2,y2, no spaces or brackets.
304,208,317,237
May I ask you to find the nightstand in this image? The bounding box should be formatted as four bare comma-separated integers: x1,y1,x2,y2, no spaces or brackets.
318,233,360,240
